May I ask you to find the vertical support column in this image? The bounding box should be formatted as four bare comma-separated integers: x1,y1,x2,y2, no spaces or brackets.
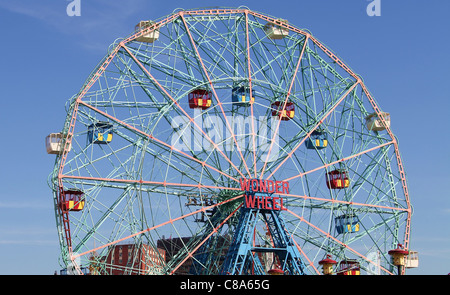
220,190,307,275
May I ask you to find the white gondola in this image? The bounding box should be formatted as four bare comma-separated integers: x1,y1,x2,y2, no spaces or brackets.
45,133,71,154
405,251,419,268
264,19,289,39
365,112,390,131
135,20,159,43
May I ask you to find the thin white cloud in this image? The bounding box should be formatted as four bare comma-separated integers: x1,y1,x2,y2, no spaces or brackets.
442,208,450,214
0,201,49,209
0,0,149,51
0,225,57,245
0,0,62,21
0,239,56,246
0,225,55,235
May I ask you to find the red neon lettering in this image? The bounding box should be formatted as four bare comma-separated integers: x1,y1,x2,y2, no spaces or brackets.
275,181,282,193
280,197,287,210
282,181,289,194
244,195,255,208
257,196,265,209
251,179,259,191
239,178,250,191
244,195,287,211
265,196,271,210
240,178,289,211
272,197,280,210
259,179,267,192
267,180,275,193
240,178,289,194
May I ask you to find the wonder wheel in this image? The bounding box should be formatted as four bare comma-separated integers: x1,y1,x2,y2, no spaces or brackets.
46,7,412,275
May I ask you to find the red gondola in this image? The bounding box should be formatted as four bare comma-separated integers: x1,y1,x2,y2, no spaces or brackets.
326,169,349,189
60,189,85,212
271,101,295,121
189,89,212,110
336,259,360,275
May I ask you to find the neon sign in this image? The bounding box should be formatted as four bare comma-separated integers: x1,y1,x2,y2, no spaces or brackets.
239,178,288,211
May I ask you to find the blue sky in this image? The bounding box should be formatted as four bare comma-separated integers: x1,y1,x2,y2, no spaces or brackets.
0,0,448,275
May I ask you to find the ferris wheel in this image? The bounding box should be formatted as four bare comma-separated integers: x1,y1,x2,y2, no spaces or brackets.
46,7,414,275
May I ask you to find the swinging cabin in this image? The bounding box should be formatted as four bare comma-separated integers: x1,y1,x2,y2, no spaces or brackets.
264,19,289,39
271,101,295,121
306,130,328,150
232,86,255,105
135,20,159,43
326,169,349,189
188,89,212,110
335,214,360,234
365,112,390,131
336,259,360,275
60,189,85,212
87,122,114,144
46,133,71,154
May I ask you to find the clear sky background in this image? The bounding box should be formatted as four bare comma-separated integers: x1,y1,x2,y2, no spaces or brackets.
0,0,448,275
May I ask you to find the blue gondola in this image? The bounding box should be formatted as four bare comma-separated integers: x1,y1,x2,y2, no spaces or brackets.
306,130,328,150
335,214,359,234
232,86,255,105
87,122,113,144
